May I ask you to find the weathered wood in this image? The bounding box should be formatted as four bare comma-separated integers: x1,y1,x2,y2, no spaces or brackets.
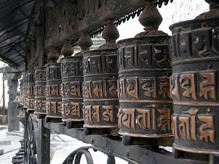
27,0,46,70
44,0,147,49
7,78,19,132
36,118,50,164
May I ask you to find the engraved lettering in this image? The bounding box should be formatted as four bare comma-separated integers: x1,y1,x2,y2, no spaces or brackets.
157,109,171,131
170,74,180,99
93,105,101,122
121,108,135,129
198,115,215,144
172,115,179,140
102,105,114,122
136,109,151,130
179,73,197,100
118,79,126,98
159,77,171,99
179,116,190,140
64,103,70,116
70,81,81,97
84,81,91,98
71,103,80,117
126,78,138,99
200,71,216,101
138,44,152,67
140,78,156,98
84,105,92,122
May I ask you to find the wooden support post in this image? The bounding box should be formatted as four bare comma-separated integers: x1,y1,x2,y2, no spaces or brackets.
7,76,19,132
36,118,50,164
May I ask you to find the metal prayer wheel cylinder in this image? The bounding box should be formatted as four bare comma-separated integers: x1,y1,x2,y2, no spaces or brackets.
61,56,83,122
34,66,47,115
117,36,173,138
46,62,62,119
170,18,219,154
22,73,28,107
19,78,24,105
27,71,35,112
83,49,119,128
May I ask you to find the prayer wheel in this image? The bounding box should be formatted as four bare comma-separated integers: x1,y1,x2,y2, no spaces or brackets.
22,73,28,108
45,48,62,122
34,66,47,116
27,71,35,112
83,21,119,130
19,78,24,105
118,4,173,139
61,35,92,128
170,0,219,154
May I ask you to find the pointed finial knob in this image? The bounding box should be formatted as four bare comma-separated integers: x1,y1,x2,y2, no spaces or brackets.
78,33,93,52
196,0,219,19
48,47,59,63
99,20,119,49
61,41,73,57
135,3,167,37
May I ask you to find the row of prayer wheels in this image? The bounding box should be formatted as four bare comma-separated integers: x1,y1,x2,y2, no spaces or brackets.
18,1,219,155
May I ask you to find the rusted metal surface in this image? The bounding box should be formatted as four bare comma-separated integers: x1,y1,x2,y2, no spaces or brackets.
82,21,119,130
34,66,47,116
117,36,172,138
26,71,35,112
22,73,28,107
117,4,172,139
83,49,119,128
170,0,219,154
61,56,84,123
45,62,62,120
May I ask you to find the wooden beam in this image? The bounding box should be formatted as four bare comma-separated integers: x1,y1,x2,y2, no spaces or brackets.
44,0,147,49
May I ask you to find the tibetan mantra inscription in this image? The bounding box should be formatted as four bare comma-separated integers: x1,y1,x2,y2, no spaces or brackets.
117,36,173,138
22,73,28,108
170,18,219,154
83,50,118,128
27,71,35,112
34,66,47,115
46,62,62,119
61,56,83,122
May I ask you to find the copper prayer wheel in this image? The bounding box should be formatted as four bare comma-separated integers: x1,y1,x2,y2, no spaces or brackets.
26,71,35,112
83,49,119,129
22,73,28,108
170,16,219,154
46,62,62,121
118,4,172,139
82,20,119,130
61,56,83,123
34,66,47,116
19,78,24,105
117,35,172,138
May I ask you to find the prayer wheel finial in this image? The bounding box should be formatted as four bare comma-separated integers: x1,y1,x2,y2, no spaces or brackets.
61,41,73,57
77,33,93,53
99,20,119,49
196,0,219,19
135,3,167,37
48,47,59,63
